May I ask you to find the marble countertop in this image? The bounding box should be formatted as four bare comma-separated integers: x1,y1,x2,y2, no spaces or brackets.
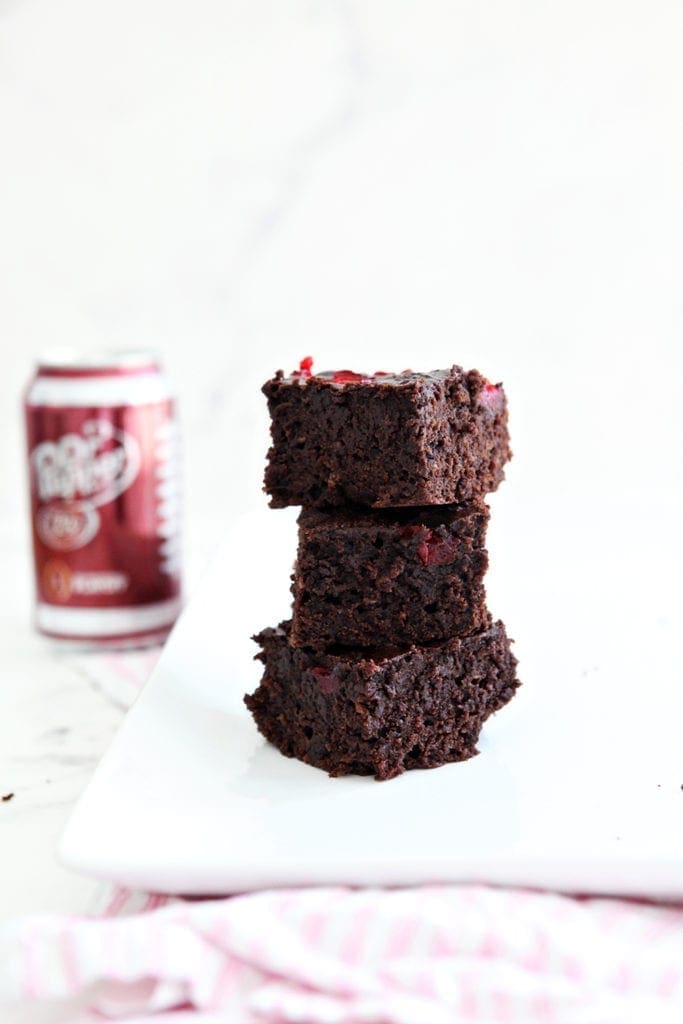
0,524,148,926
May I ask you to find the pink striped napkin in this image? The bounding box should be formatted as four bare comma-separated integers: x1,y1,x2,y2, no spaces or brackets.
2,884,682,1023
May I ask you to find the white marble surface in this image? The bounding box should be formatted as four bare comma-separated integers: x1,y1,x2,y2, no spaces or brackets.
0,520,125,925
1,1,683,1018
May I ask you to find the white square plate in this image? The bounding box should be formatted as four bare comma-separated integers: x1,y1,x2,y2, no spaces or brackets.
60,495,683,897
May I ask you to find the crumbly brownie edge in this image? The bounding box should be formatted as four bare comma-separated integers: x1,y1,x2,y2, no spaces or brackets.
244,621,519,780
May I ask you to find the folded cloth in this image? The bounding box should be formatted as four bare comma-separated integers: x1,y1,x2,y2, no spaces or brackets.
1,884,682,1024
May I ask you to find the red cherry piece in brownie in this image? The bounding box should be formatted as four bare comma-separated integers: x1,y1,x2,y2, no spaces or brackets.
400,524,458,565
416,531,460,566
480,381,504,411
291,355,314,379
311,666,338,694
332,370,366,383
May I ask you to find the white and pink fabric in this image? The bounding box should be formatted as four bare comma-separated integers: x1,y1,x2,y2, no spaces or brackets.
2,885,683,1023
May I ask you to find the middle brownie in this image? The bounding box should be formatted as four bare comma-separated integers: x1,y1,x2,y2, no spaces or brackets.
291,503,489,648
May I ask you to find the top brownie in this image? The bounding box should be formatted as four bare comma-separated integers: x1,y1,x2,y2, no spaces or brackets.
263,363,511,508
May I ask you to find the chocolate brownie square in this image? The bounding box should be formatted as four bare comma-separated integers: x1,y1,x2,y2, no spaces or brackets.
244,620,518,780
291,503,489,648
263,365,511,509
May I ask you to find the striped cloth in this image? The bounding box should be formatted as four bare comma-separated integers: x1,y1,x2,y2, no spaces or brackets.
1,884,682,1023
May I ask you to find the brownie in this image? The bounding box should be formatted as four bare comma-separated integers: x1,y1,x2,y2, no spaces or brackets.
244,619,518,781
263,365,511,509
291,503,489,648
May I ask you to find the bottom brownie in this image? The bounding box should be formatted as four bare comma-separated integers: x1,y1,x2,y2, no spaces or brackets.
244,620,519,781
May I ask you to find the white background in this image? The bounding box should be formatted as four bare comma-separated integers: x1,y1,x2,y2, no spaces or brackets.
0,0,682,989
2,0,682,533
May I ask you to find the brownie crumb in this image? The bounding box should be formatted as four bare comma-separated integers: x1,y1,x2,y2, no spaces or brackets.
2,792,14,802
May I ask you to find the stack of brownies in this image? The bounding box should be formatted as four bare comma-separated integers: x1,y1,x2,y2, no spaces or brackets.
244,361,519,780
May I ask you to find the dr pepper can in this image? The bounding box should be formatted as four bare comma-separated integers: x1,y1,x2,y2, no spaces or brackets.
24,350,182,646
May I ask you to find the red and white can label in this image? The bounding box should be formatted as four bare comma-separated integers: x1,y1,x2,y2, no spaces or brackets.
26,400,181,639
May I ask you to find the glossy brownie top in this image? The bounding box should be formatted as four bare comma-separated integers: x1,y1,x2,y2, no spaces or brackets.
267,357,502,396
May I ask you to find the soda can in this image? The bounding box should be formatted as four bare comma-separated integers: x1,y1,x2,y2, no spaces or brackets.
24,350,182,646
